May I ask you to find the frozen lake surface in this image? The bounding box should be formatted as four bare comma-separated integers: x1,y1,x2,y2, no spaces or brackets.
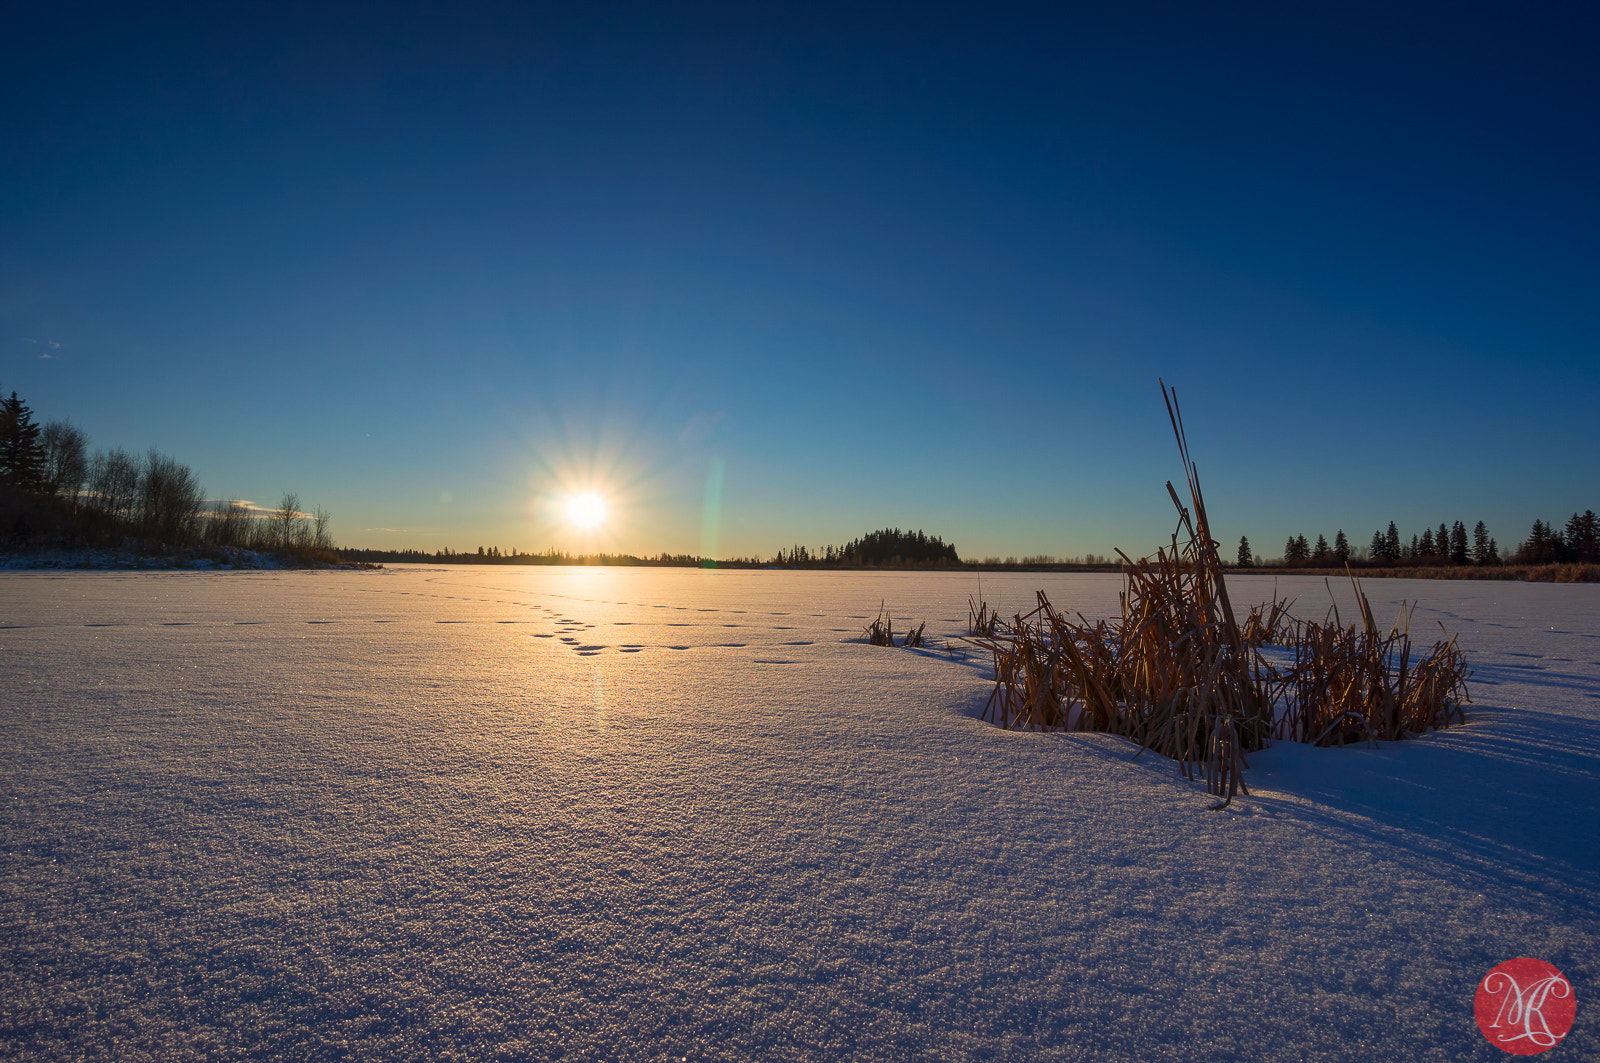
2,566,1597,1061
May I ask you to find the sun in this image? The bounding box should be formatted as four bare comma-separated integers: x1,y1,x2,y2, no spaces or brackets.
564,491,608,530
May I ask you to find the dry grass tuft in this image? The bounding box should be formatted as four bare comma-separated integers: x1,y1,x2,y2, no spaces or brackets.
968,381,1471,809
864,604,928,648
1276,585,1468,746
1241,590,1295,646
968,596,1001,638
863,605,895,646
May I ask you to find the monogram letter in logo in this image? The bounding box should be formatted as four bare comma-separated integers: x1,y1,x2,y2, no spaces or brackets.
1474,958,1577,1056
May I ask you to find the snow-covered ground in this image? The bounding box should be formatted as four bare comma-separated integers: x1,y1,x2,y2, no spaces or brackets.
1,566,1595,1061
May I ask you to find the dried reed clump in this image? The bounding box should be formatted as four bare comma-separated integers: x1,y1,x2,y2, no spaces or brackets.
864,606,895,646
967,596,1001,637
968,382,1471,809
1276,593,1469,746
864,604,929,648
1241,591,1295,647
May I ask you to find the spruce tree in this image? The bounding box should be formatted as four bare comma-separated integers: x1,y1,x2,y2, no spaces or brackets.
1419,527,1435,558
1384,522,1401,562
1313,534,1329,563
1567,510,1599,564
1333,530,1349,563
0,391,48,490
1237,536,1253,567
1450,521,1469,565
1472,521,1491,565
1369,529,1385,561
1437,523,1450,561
1525,519,1548,563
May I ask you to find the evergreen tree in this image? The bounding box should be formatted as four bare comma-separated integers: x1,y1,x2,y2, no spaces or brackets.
1419,527,1436,558
1333,529,1349,563
1472,521,1492,565
1524,519,1549,562
1369,529,1385,561
1449,521,1469,565
1519,518,1575,564
1566,510,1599,563
0,391,47,490
1437,523,1450,561
1312,534,1329,563
1236,536,1253,567
1295,533,1310,560
1384,522,1401,562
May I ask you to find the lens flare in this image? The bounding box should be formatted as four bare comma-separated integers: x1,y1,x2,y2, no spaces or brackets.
565,492,607,529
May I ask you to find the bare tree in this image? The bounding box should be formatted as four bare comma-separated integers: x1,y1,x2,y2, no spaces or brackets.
206,500,256,548
312,506,331,551
87,447,142,529
276,492,301,553
41,420,89,505
139,450,204,545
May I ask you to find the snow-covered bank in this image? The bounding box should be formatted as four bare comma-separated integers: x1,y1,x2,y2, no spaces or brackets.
0,547,359,571
1,568,1595,1061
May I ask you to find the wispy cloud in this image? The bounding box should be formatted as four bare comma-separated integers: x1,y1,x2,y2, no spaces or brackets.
48,341,60,349
203,499,321,520
38,353,53,359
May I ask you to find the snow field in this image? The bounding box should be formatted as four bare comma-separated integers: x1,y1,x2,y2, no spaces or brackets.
0,567,1596,1061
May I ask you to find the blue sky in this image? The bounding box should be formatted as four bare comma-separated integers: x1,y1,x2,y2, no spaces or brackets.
3,3,1596,559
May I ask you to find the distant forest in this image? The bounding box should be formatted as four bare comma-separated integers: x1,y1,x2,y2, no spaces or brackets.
1236,511,1599,569
335,546,753,568
0,386,332,562
773,529,959,567
343,529,1120,570
342,529,965,569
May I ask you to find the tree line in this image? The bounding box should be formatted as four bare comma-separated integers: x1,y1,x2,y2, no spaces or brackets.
1235,510,1598,568
337,546,767,567
0,386,332,560
340,530,965,569
773,529,961,567
1518,512,1599,564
